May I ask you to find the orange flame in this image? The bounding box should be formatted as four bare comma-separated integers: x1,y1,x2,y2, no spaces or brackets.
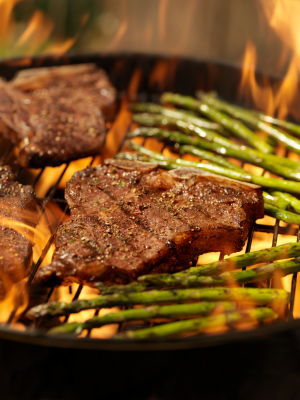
240,2,300,121
239,41,275,116
0,280,28,324
15,10,54,51
0,0,20,40
0,1,89,57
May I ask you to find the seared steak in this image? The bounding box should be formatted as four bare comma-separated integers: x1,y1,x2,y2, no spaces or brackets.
0,166,37,298
0,64,116,168
36,160,264,287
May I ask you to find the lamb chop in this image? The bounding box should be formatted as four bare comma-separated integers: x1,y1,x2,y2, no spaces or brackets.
0,64,116,168
0,166,37,298
36,159,264,287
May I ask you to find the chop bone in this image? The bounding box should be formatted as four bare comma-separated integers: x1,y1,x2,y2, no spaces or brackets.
36,160,264,287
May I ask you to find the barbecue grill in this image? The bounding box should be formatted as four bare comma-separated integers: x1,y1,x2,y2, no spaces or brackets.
1,52,300,400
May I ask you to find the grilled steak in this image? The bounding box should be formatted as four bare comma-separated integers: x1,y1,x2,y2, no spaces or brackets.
36,160,264,287
0,64,116,168
0,166,37,298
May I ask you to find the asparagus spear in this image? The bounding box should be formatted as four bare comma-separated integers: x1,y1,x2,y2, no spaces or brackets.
128,143,300,194
95,242,300,294
257,113,300,137
95,242,300,295
132,112,232,138
130,127,243,172
114,308,278,340
196,92,300,156
118,148,300,227
179,242,300,277
197,92,300,137
128,128,300,181
160,93,273,154
138,259,300,288
263,192,289,210
26,287,289,319
179,142,300,176
49,301,236,336
128,141,252,181
177,110,300,170
129,103,220,130
132,114,300,171
271,191,300,214
264,203,300,225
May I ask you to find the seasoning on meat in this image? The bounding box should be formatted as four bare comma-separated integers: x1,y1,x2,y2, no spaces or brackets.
36,159,264,287
0,64,116,168
0,166,37,298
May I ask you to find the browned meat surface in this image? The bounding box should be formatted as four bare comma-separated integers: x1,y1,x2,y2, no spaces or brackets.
36,160,264,287
0,166,37,297
0,64,116,168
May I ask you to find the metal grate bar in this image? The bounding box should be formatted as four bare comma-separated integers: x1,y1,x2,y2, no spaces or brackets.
254,224,298,235
2,92,300,338
32,168,45,188
6,204,69,324
0,144,14,164
63,285,83,323
289,228,300,320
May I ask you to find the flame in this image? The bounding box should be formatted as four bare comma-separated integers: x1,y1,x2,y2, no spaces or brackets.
0,0,20,40
149,59,177,91
33,201,68,266
0,1,88,58
58,157,94,190
261,1,300,120
0,279,27,324
158,0,168,44
101,98,132,160
55,285,119,339
240,3,300,120
238,41,275,116
15,10,54,51
0,193,65,326
105,0,128,52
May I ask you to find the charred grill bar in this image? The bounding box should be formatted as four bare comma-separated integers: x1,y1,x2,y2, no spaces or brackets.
1,53,300,399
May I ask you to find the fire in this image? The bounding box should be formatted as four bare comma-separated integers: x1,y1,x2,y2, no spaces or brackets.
239,41,275,116
0,279,27,324
105,0,128,52
261,1,300,120
101,98,132,160
240,2,300,121
0,0,19,40
15,10,54,52
0,198,66,326
55,285,119,339
33,201,68,266
149,59,178,92
0,0,88,58
158,0,168,43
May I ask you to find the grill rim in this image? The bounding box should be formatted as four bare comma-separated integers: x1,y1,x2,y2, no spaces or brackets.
0,51,299,350
2,316,300,351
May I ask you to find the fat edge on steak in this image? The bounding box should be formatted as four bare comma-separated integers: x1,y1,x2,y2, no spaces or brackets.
36,159,264,287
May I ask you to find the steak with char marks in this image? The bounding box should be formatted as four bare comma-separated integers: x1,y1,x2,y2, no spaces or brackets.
0,64,116,168
0,166,37,298
36,159,264,287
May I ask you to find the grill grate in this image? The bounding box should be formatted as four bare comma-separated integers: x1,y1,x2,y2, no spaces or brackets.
0,92,299,339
